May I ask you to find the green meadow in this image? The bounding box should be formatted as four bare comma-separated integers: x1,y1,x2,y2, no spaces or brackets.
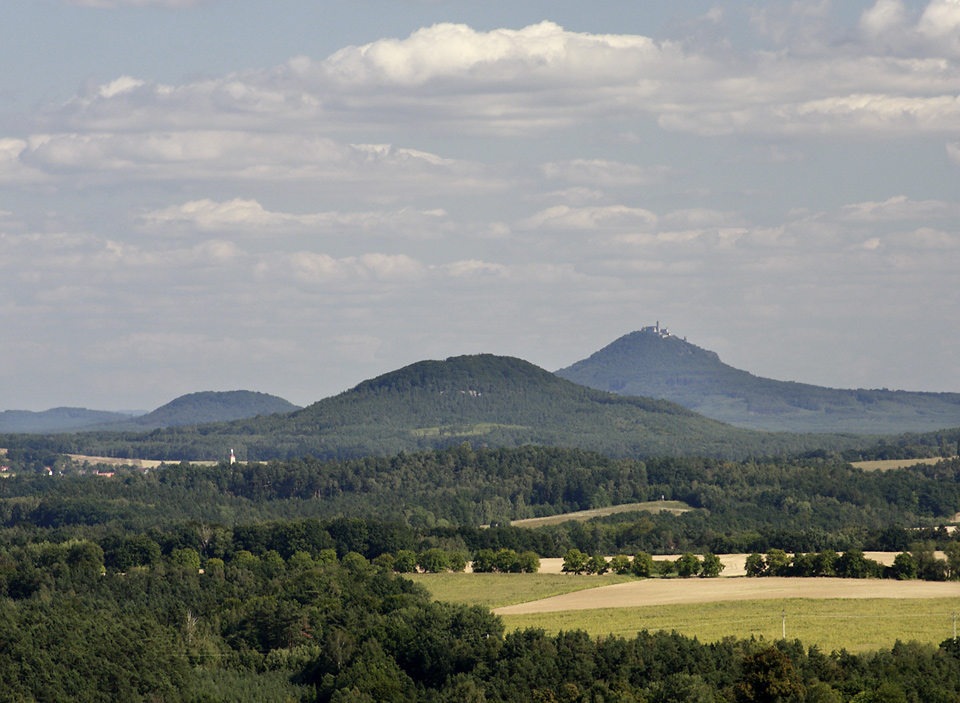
497,598,960,653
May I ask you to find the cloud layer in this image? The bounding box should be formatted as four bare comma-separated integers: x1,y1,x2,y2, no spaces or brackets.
3,1,960,410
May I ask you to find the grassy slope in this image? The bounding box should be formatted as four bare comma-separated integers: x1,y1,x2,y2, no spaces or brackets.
557,331,960,434
408,572,635,609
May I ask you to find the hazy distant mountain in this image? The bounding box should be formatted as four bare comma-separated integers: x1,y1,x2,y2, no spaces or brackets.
0,408,133,433
126,391,301,429
3,391,302,434
57,354,869,462
556,329,960,433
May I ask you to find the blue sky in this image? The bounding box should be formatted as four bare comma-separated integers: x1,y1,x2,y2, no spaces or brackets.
2,0,959,411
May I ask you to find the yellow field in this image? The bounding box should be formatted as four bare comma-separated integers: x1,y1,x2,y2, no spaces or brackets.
851,457,955,471
67,454,220,468
509,501,691,528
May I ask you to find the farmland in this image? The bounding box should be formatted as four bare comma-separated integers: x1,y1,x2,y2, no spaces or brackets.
497,597,960,653
412,567,960,653
506,500,692,528
851,457,955,472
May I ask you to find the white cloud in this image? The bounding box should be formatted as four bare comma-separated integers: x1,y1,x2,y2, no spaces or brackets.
948,141,960,164
11,131,500,196
859,0,911,41
519,205,659,231
267,251,427,286
142,198,454,238
839,196,960,221
441,259,508,278
18,15,960,142
541,159,669,186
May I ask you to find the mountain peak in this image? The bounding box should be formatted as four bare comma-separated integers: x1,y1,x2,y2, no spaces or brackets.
557,330,960,433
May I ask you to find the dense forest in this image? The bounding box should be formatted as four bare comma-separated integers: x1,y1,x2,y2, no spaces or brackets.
3,445,960,558
2,533,960,702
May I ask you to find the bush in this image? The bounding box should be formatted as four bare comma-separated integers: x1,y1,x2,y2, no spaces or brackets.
562,549,588,574
472,549,496,573
632,552,655,578
517,551,540,573
586,555,609,575
418,548,450,573
394,550,417,573
676,552,701,578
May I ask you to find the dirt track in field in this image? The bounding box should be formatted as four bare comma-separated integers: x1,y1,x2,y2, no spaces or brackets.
493,577,960,614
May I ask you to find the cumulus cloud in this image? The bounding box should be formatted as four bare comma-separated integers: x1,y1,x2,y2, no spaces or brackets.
12,13,960,144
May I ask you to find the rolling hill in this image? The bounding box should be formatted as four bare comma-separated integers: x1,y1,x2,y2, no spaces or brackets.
0,408,134,434
44,354,870,462
2,391,300,434
555,329,960,433
124,390,300,429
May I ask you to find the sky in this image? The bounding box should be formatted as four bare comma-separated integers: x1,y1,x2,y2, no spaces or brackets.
2,0,960,411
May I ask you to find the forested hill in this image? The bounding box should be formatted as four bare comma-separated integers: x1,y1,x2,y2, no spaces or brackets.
28,354,869,462
122,390,300,429
557,330,960,434
1,391,300,434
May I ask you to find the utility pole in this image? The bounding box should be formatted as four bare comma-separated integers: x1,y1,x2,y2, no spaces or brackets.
953,612,956,642
782,610,786,640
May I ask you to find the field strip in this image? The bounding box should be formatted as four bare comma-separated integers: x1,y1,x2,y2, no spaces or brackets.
67,454,218,468
851,457,956,471
494,577,960,614
508,501,691,528
497,597,960,652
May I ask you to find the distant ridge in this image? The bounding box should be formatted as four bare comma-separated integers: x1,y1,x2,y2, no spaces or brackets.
0,408,133,434
126,390,301,429
50,354,869,462
556,328,960,433
3,391,301,434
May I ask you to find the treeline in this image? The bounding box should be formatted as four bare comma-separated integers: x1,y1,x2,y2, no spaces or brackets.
3,530,960,701
743,544,960,581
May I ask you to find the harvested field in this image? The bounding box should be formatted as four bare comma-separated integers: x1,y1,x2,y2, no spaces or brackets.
67,454,218,469
851,457,955,471
494,577,960,614
509,501,691,528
